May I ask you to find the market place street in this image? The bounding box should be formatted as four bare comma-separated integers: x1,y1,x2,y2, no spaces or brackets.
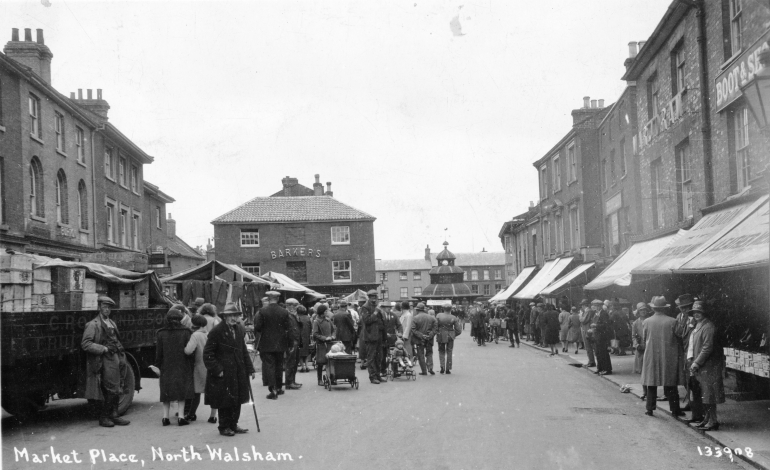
2,334,752,470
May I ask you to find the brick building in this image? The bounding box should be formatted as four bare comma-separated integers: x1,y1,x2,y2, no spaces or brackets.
533,97,609,264
212,175,378,296
498,203,540,279
375,254,432,301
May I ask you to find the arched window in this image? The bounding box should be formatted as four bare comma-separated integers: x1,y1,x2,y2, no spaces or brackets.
56,169,68,224
29,157,44,217
78,180,88,230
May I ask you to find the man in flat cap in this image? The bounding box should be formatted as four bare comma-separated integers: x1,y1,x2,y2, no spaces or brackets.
283,298,302,390
204,302,255,436
81,296,131,428
361,290,385,383
379,301,403,375
254,291,293,399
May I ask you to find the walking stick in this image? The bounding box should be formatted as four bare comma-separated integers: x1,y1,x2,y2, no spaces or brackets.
247,382,261,433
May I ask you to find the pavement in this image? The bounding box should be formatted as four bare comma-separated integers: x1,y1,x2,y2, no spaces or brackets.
516,335,770,470
1,333,762,470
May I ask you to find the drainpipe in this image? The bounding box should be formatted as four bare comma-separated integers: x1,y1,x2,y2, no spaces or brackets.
90,128,98,249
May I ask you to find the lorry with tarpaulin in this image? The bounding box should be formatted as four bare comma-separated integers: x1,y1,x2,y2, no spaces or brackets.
0,252,173,420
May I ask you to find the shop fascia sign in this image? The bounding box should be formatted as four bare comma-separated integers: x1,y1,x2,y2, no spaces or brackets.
715,28,770,113
271,247,322,259
635,92,684,151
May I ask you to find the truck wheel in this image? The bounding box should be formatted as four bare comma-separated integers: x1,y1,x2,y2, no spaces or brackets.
117,366,135,416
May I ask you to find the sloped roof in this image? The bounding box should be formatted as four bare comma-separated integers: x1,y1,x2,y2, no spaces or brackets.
453,251,506,267
212,196,376,224
375,259,432,272
165,235,205,260
270,183,315,197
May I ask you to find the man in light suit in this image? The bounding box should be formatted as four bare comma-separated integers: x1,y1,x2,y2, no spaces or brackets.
436,305,462,374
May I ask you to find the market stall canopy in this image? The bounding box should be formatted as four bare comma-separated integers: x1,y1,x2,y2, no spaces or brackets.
488,266,537,302
262,271,325,298
675,198,769,273
344,289,369,303
540,262,595,297
513,257,573,300
632,196,767,275
584,231,683,290
161,259,275,285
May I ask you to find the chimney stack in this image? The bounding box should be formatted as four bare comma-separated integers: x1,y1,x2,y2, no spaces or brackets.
280,176,299,196
529,201,534,208
638,40,646,51
313,174,324,196
591,100,597,108
424,245,431,261
598,99,605,108
72,87,110,120
325,182,333,197
87,89,92,100
628,41,638,58
166,213,176,239
4,27,54,83
583,96,590,108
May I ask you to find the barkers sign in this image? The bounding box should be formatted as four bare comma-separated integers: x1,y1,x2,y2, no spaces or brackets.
715,29,770,112
271,247,322,259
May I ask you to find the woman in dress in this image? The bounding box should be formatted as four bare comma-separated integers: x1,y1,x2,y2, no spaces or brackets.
559,302,571,353
198,303,220,423
566,307,582,354
155,307,194,426
183,314,208,422
297,305,313,372
311,304,336,386
543,304,561,356
592,301,613,375
631,303,649,375
688,301,725,430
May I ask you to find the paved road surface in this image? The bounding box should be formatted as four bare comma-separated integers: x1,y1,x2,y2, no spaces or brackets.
2,334,752,470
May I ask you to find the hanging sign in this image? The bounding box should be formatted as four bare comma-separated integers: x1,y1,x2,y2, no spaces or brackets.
715,28,770,112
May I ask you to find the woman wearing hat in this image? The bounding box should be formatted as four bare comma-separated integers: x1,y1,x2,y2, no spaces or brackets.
155,307,195,426
631,303,650,375
592,302,613,375
687,301,725,430
297,305,313,373
183,314,209,422
312,304,336,386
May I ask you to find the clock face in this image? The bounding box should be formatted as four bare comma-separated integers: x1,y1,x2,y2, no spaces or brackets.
442,260,449,266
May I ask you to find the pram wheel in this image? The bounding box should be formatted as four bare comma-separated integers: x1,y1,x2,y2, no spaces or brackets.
322,374,329,390
354,377,359,389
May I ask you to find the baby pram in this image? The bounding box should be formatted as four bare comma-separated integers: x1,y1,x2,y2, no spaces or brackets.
385,347,416,381
323,345,359,390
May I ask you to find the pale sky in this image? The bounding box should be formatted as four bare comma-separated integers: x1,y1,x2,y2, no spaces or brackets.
2,0,673,259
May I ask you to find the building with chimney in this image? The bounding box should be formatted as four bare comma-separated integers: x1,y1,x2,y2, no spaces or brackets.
0,28,99,258
211,175,378,296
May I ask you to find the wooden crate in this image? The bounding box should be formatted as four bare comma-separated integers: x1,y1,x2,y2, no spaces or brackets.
83,278,97,293
0,254,33,270
32,294,55,311
51,267,86,293
0,269,33,284
135,290,149,309
82,293,99,310
1,298,32,313
54,292,84,311
33,267,51,281
33,280,52,294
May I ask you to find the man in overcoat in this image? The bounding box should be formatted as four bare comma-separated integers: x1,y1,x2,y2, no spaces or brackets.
81,296,131,428
203,302,255,436
361,290,385,383
411,303,438,375
579,299,596,367
254,291,293,399
332,300,357,354
283,298,302,390
358,293,379,369
506,303,520,347
529,302,540,345
641,296,685,417
379,301,403,375
436,305,462,373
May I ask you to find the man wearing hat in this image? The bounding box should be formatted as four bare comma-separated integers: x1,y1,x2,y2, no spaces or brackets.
528,302,540,345
81,296,131,428
332,300,357,355
675,294,700,421
283,298,303,390
203,302,255,436
641,296,685,417
436,305,462,373
254,291,293,399
361,290,385,383
399,301,415,358
411,303,438,375
379,301,403,375
191,297,205,315
579,299,597,368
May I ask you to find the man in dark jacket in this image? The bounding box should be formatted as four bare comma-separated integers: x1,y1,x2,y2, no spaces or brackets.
506,303,520,347
361,290,385,384
332,300,357,354
203,302,255,436
254,291,293,399
379,301,403,374
283,298,302,390
411,303,438,375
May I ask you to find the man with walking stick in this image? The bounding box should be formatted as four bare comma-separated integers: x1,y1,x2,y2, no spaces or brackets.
203,301,255,437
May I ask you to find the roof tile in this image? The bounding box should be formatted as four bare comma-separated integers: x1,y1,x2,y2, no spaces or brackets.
212,196,375,224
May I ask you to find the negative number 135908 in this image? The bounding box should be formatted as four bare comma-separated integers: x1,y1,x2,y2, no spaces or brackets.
697,446,753,461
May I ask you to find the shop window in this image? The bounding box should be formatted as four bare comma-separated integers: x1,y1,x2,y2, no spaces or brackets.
331,226,350,245
332,260,351,282
240,229,260,247
286,261,307,283
676,141,693,220
495,284,502,292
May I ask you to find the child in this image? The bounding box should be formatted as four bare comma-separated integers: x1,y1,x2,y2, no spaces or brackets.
183,314,208,422
391,339,413,377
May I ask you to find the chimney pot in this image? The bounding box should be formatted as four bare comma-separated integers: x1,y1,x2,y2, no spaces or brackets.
168,213,172,219
314,174,320,183
628,41,638,58
24,28,31,42
529,201,534,208
11,28,19,41
599,99,605,108
591,100,597,108
97,89,102,99
583,96,590,108
78,89,83,99
638,40,646,51
70,92,75,99
36,29,44,45
87,89,92,100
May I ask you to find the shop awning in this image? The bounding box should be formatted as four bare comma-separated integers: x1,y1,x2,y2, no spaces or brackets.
262,271,324,298
513,257,573,300
540,262,595,297
161,260,276,286
675,198,769,273
584,231,683,290
488,266,537,302
632,196,768,275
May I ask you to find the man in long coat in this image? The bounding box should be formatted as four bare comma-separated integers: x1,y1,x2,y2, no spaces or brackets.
203,302,255,436
506,303,520,347
332,300,357,354
641,296,685,417
254,291,293,399
361,290,385,383
436,305,462,373
81,296,131,428
283,298,302,390
379,301,403,373
579,299,596,367
411,303,438,375
674,294,697,419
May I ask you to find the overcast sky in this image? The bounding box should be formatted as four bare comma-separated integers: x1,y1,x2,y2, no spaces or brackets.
2,0,673,259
